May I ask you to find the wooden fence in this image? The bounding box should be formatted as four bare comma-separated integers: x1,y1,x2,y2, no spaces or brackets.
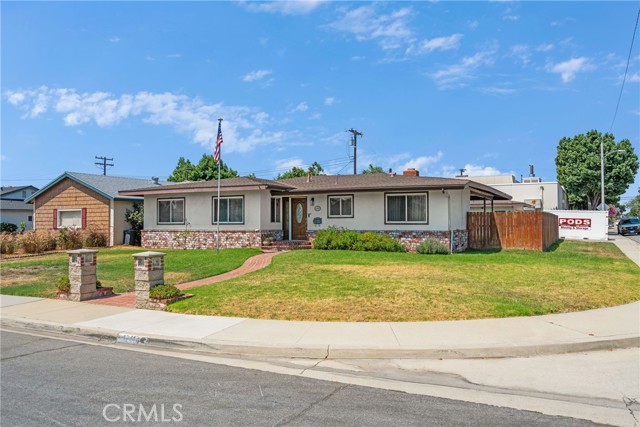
467,212,559,251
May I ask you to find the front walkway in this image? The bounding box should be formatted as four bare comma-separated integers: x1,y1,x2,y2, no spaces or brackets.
87,250,283,308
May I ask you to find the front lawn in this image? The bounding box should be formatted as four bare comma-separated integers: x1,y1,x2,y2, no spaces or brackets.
167,240,640,321
0,248,261,298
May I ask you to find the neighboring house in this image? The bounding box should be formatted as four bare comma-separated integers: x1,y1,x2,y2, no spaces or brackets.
26,172,163,245
458,174,569,211
0,185,39,230
120,169,511,252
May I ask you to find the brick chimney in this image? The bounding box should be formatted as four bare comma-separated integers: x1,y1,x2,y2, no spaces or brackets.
403,168,419,177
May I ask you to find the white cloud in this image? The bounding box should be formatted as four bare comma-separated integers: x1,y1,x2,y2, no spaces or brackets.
467,20,479,30
511,44,530,65
503,15,519,21
291,102,308,113
351,55,366,61
242,69,272,82
627,73,640,83
309,113,322,120
481,86,517,95
546,57,593,83
442,163,505,177
0,155,6,161
329,5,414,50
109,36,121,43
167,53,182,59
536,43,554,52
430,47,497,89
4,86,288,154
324,97,335,106
275,157,304,171
406,33,463,55
397,152,443,173
242,0,325,15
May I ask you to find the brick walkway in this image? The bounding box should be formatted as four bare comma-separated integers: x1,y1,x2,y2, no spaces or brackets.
88,250,283,309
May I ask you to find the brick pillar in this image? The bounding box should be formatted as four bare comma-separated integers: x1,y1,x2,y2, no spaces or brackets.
67,249,98,301
133,251,166,309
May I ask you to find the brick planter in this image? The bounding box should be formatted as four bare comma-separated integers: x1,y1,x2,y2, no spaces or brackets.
145,293,194,311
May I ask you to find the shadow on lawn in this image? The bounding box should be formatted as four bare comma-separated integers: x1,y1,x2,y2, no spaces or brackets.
460,239,565,255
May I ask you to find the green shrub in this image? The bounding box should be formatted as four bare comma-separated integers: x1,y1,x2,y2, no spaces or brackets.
57,228,84,250
149,284,181,300
416,239,449,255
19,230,56,253
84,229,108,247
56,276,70,293
352,232,405,252
1,222,18,233
0,232,17,254
96,279,102,288
314,228,405,252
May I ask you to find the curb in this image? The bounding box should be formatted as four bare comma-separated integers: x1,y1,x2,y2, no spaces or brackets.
2,316,638,360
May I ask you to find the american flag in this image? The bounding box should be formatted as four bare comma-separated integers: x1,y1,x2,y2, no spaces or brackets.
214,121,223,164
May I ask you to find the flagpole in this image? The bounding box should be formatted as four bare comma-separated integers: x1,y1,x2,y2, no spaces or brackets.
216,118,223,256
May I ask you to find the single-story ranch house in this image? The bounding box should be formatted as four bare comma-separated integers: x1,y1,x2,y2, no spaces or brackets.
27,172,163,246
120,169,510,252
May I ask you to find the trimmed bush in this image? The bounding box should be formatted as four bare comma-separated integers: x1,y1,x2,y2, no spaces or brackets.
1,222,18,233
55,276,70,293
416,239,449,255
149,284,181,300
18,230,57,254
0,232,17,254
313,228,405,252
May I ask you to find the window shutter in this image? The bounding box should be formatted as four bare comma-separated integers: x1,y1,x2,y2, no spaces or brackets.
53,209,58,229
81,208,87,229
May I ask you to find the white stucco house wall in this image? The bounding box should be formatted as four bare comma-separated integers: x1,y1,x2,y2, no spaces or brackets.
120,169,511,252
459,175,568,212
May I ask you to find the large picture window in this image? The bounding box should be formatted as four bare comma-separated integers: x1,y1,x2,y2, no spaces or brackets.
157,198,185,224
213,196,244,224
328,195,353,218
270,197,281,223
385,193,428,223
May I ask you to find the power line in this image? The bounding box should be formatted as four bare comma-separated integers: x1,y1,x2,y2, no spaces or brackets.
609,7,640,133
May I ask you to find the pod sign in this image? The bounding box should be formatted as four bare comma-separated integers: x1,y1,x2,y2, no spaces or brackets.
559,218,591,230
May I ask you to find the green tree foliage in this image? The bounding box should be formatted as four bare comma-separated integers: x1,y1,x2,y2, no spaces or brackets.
276,161,324,180
167,154,239,182
626,190,640,218
125,202,144,230
362,164,385,174
555,130,638,210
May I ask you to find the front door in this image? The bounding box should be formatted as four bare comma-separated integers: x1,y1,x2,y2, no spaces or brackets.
291,197,307,240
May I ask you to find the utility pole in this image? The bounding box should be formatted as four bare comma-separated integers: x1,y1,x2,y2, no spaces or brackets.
347,128,363,175
95,156,114,176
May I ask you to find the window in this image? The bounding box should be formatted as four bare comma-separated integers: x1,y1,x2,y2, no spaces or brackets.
58,209,82,228
213,196,244,224
28,216,33,222
270,197,281,223
328,195,353,218
157,198,185,224
385,193,428,223
21,190,27,198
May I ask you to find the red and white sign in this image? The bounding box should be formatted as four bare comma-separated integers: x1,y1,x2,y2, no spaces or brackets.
559,218,591,229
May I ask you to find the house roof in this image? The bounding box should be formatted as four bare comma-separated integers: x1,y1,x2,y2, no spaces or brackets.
119,177,296,196
120,173,511,200
0,199,34,211
273,174,510,199
1,185,39,200
25,172,164,203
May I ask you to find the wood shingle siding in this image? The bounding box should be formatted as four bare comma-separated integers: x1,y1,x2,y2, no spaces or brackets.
34,178,110,234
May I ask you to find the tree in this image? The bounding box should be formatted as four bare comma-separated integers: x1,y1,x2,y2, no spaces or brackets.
125,202,144,230
276,161,324,180
362,164,385,174
555,130,638,210
626,189,640,218
167,154,238,182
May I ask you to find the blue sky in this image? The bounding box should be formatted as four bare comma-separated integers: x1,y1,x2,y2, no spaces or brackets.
2,1,639,203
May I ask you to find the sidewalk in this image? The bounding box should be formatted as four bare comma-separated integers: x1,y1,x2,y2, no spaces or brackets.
608,233,640,267
1,295,638,359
